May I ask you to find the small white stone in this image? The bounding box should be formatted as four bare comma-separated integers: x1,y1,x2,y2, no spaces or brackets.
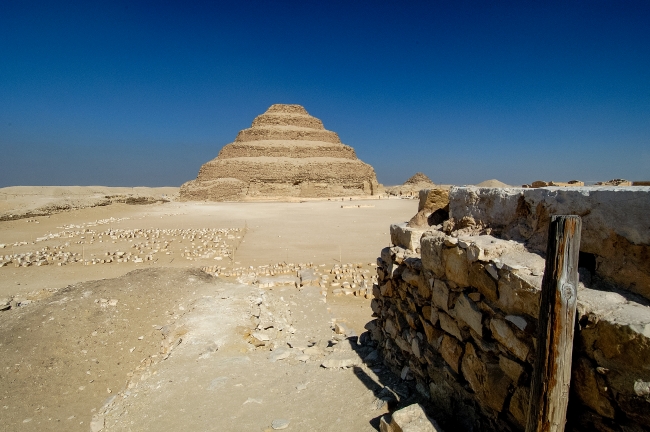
271,419,290,430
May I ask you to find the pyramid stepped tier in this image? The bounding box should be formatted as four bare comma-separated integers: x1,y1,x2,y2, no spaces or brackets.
216,141,358,159
180,104,381,201
235,126,341,143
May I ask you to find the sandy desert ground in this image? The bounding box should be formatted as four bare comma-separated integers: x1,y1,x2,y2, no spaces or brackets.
0,187,419,431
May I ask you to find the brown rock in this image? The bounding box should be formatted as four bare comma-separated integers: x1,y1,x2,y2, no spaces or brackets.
440,335,463,373
422,305,432,322
508,386,530,428
420,317,444,346
385,319,399,339
439,312,463,341
461,343,511,413
380,280,393,297
572,357,616,419
498,355,525,384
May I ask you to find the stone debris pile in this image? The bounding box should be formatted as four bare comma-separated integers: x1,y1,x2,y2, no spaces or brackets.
201,261,379,300
0,226,242,269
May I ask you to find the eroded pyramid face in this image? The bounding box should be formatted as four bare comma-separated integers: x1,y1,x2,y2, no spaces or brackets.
180,104,380,201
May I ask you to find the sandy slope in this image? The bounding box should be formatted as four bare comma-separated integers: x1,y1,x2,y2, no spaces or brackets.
0,186,179,221
0,190,419,431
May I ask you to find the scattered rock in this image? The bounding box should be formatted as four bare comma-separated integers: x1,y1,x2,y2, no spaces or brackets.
271,418,290,430
380,403,443,432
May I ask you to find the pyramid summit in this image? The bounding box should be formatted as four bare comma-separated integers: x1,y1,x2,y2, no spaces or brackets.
180,104,380,200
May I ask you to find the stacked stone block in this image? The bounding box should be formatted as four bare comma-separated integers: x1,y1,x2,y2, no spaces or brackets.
370,225,650,431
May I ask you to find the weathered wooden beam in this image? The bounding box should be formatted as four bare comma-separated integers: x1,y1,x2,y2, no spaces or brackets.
526,215,582,432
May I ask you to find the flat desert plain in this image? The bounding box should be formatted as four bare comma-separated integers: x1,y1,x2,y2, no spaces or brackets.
0,187,417,432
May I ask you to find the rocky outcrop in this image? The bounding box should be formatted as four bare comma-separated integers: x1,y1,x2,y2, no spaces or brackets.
180,104,380,201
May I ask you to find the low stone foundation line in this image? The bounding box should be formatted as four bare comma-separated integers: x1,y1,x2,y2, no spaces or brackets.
368,186,650,431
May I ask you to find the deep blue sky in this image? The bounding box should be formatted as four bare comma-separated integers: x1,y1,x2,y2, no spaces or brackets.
1,1,649,187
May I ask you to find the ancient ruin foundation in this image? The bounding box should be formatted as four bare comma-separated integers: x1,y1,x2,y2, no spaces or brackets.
370,186,650,431
180,104,380,201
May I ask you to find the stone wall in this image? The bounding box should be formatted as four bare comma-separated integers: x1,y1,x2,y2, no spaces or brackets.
447,186,650,301
369,224,650,431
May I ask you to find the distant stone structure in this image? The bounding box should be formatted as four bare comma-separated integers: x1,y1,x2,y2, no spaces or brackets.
386,172,436,197
524,180,584,188
404,172,435,186
596,178,632,186
180,104,380,201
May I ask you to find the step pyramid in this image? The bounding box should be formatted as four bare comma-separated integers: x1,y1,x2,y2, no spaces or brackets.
180,104,380,200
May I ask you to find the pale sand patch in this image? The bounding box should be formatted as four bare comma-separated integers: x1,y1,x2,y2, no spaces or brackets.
0,196,415,299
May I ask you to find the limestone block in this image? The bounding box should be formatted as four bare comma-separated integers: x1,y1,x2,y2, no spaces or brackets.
391,223,426,252
380,403,444,432
453,294,483,336
440,335,463,374
497,270,541,319
439,312,463,341
498,355,525,384
298,268,319,286
321,352,362,369
461,343,511,413
508,386,530,428
431,279,449,312
466,243,485,262
419,188,450,213
572,357,616,419
489,319,529,361
468,262,498,303
420,233,446,278
443,247,469,287
402,268,430,299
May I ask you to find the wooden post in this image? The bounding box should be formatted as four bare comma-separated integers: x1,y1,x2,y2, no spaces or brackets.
526,215,582,432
